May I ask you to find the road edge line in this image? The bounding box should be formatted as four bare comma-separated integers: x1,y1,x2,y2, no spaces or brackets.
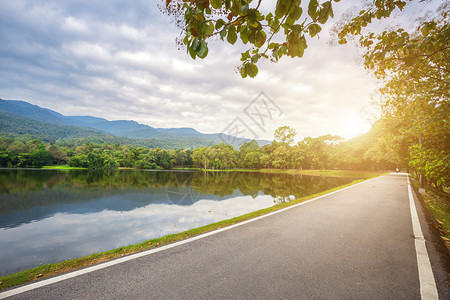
407,176,438,299
0,175,381,299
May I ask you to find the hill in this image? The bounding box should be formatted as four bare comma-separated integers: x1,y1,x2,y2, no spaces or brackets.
0,99,269,149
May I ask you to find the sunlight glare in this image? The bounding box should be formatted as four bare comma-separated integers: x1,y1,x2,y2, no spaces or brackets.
338,115,371,139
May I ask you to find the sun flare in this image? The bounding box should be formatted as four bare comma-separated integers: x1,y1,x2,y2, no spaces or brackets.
338,115,371,139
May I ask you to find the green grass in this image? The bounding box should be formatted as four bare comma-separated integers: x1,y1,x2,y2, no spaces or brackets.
0,172,384,290
201,168,387,178
41,165,87,170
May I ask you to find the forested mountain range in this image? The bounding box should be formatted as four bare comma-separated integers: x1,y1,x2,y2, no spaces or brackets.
0,99,268,149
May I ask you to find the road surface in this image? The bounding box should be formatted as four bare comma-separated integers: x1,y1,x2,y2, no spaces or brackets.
1,174,449,299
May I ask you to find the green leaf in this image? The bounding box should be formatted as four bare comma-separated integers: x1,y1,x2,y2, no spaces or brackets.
268,42,279,49
196,22,205,35
318,1,333,24
247,10,259,28
240,27,249,44
251,54,259,64
246,63,259,78
289,5,303,22
220,25,228,40
255,30,266,48
183,35,190,46
308,0,319,20
188,46,197,59
248,29,256,44
240,65,247,78
197,40,208,57
227,26,238,45
215,19,225,30
224,0,231,10
204,22,214,36
210,0,223,10
275,1,287,19
288,34,307,58
308,24,322,37
197,44,209,59
192,37,199,50
272,48,279,60
240,50,250,61
241,3,249,14
271,18,280,32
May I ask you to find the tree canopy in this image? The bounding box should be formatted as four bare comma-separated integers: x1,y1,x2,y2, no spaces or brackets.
161,0,436,77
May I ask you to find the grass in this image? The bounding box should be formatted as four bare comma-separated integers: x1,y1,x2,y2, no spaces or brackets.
41,165,87,170
40,166,387,179
0,171,384,291
201,168,387,178
410,178,450,247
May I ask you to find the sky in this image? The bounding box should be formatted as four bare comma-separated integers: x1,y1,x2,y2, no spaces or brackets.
0,0,443,141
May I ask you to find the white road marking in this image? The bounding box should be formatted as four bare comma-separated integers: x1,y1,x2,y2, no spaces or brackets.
0,176,380,299
407,176,438,299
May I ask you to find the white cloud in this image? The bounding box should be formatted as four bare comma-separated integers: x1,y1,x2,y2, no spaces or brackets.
0,0,437,140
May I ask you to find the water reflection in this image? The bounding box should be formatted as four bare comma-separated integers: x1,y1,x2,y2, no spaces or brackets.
0,169,357,275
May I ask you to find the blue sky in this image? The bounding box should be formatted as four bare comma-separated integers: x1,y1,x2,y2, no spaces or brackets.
0,0,443,140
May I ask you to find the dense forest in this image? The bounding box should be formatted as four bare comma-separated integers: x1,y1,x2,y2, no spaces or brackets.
0,127,393,171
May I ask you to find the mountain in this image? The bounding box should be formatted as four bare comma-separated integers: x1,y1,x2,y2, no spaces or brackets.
0,111,108,140
0,98,270,148
0,99,71,125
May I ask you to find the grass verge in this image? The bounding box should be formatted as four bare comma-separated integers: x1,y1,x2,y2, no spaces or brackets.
0,172,384,291
41,165,87,170
410,177,450,249
200,168,387,178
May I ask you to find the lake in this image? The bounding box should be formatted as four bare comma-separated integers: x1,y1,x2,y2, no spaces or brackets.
0,169,358,275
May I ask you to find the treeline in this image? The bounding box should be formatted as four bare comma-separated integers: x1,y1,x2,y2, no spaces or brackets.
0,130,395,171
0,135,193,169
192,135,394,171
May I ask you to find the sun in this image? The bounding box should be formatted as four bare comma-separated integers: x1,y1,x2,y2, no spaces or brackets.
338,115,371,139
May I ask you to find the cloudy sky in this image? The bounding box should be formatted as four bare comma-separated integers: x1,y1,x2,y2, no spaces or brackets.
0,0,442,141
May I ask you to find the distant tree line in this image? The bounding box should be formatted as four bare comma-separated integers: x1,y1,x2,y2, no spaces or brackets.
191,130,395,171
0,126,395,172
0,135,193,170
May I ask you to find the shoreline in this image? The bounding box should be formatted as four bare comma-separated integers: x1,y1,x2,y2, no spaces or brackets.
38,165,386,179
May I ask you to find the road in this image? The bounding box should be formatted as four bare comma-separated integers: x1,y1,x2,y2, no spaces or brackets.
1,174,449,299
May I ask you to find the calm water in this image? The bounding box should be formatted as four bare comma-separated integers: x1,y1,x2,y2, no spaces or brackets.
0,169,358,275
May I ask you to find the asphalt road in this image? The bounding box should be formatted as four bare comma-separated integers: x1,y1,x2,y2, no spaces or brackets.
2,174,449,299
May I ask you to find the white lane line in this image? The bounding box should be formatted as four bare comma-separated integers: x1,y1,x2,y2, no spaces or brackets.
0,176,382,299
407,176,438,299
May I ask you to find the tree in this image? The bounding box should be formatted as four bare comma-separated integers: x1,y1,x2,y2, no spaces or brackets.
239,140,261,168
49,144,67,165
358,5,449,182
192,147,208,169
161,0,419,77
274,125,297,145
272,145,292,169
409,144,450,190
